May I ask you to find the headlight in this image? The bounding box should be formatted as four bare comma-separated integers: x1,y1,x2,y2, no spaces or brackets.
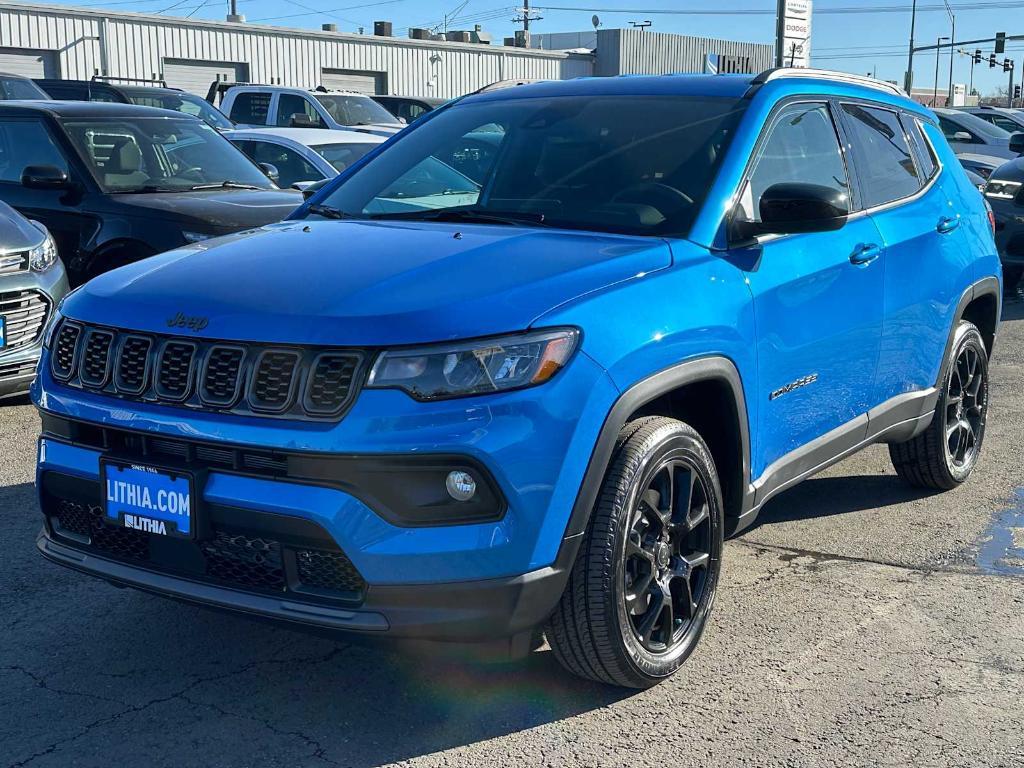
182,231,213,243
367,328,580,400
984,180,1022,200
28,229,58,272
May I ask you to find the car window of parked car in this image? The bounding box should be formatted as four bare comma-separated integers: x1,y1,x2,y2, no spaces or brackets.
985,114,1023,133
735,102,849,223
901,115,938,181
841,103,921,208
314,94,401,126
125,89,233,130
939,111,1009,141
274,94,325,128
311,142,378,172
61,117,274,192
316,94,747,237
244,140,325,186
0,76,49,100
0,119,67,182
229,92,271,125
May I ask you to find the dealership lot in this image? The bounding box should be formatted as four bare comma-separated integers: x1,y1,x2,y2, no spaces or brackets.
0,298,1020,768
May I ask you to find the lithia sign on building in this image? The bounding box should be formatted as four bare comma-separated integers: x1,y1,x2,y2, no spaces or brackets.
776,0,812,68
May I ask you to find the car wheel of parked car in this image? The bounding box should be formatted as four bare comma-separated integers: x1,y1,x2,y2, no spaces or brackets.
545,416,723,688
889,321,989,490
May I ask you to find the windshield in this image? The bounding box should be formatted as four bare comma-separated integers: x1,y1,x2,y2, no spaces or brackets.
314,94,401,126
0,76,49,100
311,95,747,237
312,142,380,172
62,117,274,193
123,89,234,130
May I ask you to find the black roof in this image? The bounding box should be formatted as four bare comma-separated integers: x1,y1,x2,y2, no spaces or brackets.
0,100,193,119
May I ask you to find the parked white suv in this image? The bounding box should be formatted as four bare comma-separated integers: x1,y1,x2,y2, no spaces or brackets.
219,85,403,136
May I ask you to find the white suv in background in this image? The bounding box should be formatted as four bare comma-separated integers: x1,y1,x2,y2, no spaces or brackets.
220,85,404,136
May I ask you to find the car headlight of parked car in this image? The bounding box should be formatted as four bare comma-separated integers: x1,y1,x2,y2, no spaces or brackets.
984,180,1022,200
28,228,58,273
367,328,580,400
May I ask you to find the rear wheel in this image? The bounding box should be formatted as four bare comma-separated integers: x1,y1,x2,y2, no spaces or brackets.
889,321,989,489
545,416,723,688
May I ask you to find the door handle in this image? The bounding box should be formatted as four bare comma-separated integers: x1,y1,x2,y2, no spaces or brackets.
936,215,961,234
850,243,881,265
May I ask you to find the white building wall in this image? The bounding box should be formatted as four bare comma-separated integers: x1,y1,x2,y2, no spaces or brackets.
0,1,593,97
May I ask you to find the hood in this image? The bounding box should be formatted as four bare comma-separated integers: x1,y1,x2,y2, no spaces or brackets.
114,188,303,229
65,219,672,346
0,200,46,252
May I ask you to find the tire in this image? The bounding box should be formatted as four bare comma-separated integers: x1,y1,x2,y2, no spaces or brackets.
545,416,724,688
889,321,989,490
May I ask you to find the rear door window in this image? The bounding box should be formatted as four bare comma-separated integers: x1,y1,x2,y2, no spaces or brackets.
229,92,271,125
841,104,921,208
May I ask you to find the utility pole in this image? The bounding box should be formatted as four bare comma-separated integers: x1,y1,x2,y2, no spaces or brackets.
905,0,918,92
934,36,948,107
523,0,530,33
946,11,955,104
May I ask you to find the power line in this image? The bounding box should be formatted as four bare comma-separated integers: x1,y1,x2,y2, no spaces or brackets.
250,0,407,23
536,1,1024,15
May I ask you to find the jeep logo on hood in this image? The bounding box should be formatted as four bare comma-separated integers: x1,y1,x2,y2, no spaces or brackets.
167,312,209,332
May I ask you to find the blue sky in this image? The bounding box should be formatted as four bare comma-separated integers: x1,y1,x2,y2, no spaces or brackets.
39,0,1024,96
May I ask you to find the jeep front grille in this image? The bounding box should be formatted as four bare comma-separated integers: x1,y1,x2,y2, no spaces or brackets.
49,320,364,420
0,290,49,352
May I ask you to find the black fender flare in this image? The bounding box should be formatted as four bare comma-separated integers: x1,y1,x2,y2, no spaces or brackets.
935,276,1001,388
560,355,752,545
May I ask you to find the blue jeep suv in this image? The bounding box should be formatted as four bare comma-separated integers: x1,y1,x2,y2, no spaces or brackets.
32,69,1001,688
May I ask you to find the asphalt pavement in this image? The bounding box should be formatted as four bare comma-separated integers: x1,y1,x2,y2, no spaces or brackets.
2,301,1023,768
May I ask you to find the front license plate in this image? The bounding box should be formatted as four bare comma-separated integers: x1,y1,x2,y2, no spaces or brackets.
102,460,194,539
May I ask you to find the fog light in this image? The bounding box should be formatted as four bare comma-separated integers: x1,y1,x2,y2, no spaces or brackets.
445,470,477,502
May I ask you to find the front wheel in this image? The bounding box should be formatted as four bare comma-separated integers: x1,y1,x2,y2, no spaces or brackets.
889,321,989,489
545,416,723,688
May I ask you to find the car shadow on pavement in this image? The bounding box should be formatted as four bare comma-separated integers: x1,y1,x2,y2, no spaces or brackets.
749,473,937,530
3,479,633,767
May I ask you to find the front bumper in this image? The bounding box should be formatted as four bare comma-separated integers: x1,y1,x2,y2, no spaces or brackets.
34,345,617,643
0,262,68,399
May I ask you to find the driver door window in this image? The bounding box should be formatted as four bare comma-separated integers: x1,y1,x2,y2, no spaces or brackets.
276,94,325,128
248,140,325,187
737,102,849,223
0,120,67,183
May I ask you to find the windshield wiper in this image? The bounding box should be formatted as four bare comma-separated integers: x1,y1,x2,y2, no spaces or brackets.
368,208,550,227
307,203,358,220
119,183,183,193
189,180,264,191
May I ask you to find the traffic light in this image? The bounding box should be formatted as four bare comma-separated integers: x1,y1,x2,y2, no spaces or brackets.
995,32,1006,54
1004,58,1013,72
974,49,982,64
989,53,998,68
1015,84,1022,101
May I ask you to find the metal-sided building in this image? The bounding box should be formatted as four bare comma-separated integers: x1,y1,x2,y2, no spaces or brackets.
0,1,772,98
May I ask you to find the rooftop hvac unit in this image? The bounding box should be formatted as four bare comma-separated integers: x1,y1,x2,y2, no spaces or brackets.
409,28,431,40
322,23,337,32
446,31,472,43
374,21,393,37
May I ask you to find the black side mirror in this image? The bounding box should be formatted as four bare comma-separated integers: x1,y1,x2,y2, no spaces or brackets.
21,164,71,190
301,178,330,200
289,113,320,129
732,182,850,243
1010,132,1024,156
258,162,279,182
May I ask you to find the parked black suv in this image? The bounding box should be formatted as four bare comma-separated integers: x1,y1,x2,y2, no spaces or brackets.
0,72,49,101
371,94,446,123
0,101,301,284
34,78,233,130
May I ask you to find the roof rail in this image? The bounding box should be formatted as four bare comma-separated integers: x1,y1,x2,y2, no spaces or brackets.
750,68,907,97
472,78,544,95
92,74,169,88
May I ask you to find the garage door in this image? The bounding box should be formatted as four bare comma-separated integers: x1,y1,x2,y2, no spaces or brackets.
320,69,386,95
162,58,249,96
0,47,58,79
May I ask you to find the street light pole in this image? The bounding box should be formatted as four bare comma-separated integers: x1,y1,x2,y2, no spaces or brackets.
947,13,956,104
934,36,948,107
905,0,918,92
